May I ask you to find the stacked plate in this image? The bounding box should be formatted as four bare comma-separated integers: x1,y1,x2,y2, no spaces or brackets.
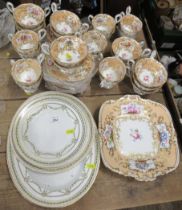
99,95,179,181
131,57,168,95
6,2,50,32
7,91,100,207
41,35,97,94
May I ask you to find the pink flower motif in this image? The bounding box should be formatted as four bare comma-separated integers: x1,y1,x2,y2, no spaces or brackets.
130,129,141,141
28,7,40,16
106,73,113,80
143,75,149,81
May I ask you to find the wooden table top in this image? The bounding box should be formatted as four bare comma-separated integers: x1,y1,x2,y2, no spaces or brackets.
0,32,182,210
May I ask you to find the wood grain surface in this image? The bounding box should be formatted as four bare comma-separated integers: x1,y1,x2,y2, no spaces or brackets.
0,32,181,210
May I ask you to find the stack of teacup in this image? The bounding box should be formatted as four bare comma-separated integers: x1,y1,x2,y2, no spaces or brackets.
41,35,97,94
6,2,50,32
130,51,168,95
6,2,48,94
47,3,89,41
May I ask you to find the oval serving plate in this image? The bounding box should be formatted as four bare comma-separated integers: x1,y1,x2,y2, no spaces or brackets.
11,92,95,172
7,125,100,208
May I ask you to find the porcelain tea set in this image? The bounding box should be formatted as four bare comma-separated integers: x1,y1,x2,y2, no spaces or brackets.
7,1,168,95
5,2,180,208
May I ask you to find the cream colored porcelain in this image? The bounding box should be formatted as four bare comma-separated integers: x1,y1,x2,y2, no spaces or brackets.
88,13,116,39
112,36,151,61
9,29,46,58
10,54,44,94
43,54,96,81
41,36,88,68
80,30,107,54
99,95,179,181
99,56,126,89
6,2,50,30
134,58,168,89
115,6,143,38
50,2,84,36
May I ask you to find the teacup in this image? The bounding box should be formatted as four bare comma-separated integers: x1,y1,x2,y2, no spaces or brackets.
88,13,116,39
10,54,44,94
78,30,108,55
99,56,126,89
50,3,89,37
6,2,50,30
8,29,46,58
112,36,151,63
128,51,168,94
41,36,88,68
115,6,143,38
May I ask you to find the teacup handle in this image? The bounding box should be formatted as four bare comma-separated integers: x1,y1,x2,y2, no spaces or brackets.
41,43,50,55
6,2,14,13
44,7,51,17
80,23,89,33
88,15,94,23
115,14,121,24
141,48,152,58
38,29,47,41
126,6,131,15
140,41,145,48
150,50,157,58
51,2,58,12
37,53,45,64
10,59,16,66
126,59,135,77
8,33,13,42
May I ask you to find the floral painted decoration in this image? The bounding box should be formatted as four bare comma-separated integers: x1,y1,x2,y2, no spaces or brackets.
16,34,33,44
130,129,142,141
121,103,144,114
156,123,171,148
102,124,114,149
129,159,155,172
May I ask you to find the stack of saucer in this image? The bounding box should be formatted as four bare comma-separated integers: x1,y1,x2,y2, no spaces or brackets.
7,91,100,207
99,95,179,181
131,57,168,95
41,35,97,94
6,2,50,32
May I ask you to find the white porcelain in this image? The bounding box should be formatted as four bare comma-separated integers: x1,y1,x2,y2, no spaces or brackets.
7,123,100,208
11,92,96,172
